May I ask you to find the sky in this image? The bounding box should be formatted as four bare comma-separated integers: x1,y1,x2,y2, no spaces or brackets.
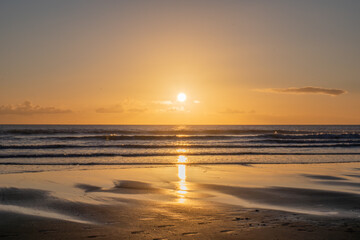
0,0,359,124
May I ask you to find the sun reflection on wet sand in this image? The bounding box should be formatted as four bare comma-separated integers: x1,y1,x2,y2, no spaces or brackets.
177,155,187,203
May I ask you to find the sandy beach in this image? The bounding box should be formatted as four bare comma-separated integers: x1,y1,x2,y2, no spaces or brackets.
1,163,360,239
2,0,360,238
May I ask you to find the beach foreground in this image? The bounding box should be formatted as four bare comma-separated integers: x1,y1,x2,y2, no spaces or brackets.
1,163,360,239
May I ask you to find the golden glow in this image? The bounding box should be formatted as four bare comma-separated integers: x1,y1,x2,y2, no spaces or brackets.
177,198,186,204
177,164,187,203
177,92,187,102
176,148,187,154
178,164,186,180
176,155,188,203
177,155,187,163
1,2,358,125
176,135,188,138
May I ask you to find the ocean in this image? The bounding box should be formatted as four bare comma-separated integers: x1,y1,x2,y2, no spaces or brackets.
1,125,360,173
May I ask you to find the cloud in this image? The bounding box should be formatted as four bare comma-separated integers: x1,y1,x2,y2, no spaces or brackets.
96,100,146,114
127,108,147,113
168,106,185,112
97,97,198,114
257,86,347,96
96,104,123,113
0,101,72,115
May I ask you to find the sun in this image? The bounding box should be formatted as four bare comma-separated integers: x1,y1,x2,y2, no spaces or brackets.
177,93,187,102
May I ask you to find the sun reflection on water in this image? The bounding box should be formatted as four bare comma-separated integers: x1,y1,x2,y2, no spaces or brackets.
177,155,187,163
176,148,187,154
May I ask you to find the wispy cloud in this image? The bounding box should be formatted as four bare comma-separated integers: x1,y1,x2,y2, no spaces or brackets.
167,106,185,112
127,108,147,113
97,97,199,114
96,99,147,114
96,104,123,113
0,101,71,115
257,86,347,96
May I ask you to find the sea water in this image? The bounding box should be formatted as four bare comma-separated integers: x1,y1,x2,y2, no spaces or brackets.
1,125,360,173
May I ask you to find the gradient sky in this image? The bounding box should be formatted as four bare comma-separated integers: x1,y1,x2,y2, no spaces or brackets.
0,0,359,124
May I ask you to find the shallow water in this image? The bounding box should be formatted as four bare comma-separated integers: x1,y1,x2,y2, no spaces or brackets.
1,163,360,219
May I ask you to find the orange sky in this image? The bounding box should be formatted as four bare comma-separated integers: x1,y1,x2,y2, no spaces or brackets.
0,1,359,124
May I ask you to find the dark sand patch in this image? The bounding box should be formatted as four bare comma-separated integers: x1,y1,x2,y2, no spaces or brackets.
200,184,360,216
220,229,234,233
76,180,163,195
0,187,50,205
346,174,360,179
75,184,102,192
182,232,198,236
87,235,106,238
301,174,347,181
157,224,174,228
0,187,110,224
315,181,360,188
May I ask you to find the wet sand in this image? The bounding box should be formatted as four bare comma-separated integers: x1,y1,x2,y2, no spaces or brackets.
0,163,360,239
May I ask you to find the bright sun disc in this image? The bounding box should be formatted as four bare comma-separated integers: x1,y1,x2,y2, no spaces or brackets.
177,93,187,102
